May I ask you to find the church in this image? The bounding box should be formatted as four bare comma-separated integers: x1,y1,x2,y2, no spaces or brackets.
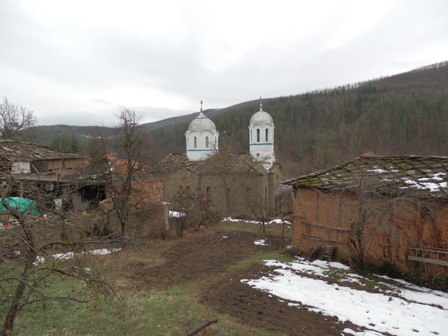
154,100,281,218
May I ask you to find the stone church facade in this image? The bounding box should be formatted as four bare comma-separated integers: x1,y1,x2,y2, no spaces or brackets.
154,101,281,218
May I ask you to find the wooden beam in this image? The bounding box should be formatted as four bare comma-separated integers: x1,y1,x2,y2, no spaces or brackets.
301,233,347,244
408,255,448,267
303,221,350,231
409,247,448,255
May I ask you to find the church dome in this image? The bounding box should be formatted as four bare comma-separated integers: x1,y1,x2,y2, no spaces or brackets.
188,112,217,132
250,110,273,125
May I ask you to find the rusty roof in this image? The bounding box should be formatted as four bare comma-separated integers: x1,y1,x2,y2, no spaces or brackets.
154,152,279,175
283,155,448,199
0,140,83,162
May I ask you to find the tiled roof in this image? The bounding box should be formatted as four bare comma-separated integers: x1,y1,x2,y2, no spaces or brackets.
284,156,448,199
0,140,83,161
154,152,278,175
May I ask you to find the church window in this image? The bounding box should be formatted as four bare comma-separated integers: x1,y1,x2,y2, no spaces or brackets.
257,129,260,142
265,128,269,142
265,186,268,206
194,137,197,148
205,136,209,148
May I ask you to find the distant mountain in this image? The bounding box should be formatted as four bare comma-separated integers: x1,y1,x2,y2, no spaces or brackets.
140,109,218,130
147,60,448,175
32,60,448,177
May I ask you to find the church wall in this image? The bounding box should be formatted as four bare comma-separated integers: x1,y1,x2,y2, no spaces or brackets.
167,101,279,219
162,169,279,218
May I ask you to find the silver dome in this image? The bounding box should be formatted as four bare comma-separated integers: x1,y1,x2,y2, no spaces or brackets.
188,112,217,132
250,110,273,125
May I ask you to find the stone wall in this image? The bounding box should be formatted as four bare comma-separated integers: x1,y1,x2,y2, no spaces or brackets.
162,168,281,218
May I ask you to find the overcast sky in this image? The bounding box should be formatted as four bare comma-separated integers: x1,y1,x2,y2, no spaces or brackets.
1,0,447,126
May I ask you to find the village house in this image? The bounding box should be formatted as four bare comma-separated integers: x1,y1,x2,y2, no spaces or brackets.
154,101,282,218
102,155,164,208
0,140,165,236
0,140,107,212
284,154,448,278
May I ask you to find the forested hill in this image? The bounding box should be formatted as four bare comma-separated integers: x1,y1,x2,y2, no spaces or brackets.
149,61,448,176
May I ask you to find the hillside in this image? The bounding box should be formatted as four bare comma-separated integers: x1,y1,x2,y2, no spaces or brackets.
32,61,448,177
149,61,448,176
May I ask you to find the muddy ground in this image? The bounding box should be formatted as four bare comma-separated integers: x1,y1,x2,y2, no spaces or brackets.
127,229,363,335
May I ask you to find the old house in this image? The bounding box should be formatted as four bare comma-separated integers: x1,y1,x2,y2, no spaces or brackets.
154,101,282,217
0,140,106,211
284,155,448,278
0,140,84,176
103,154,164,208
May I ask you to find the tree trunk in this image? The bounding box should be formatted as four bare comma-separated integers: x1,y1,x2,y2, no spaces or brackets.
348,220,364,266
2,251,35,335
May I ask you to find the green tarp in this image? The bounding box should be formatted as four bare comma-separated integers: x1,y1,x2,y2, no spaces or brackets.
0,197,40,215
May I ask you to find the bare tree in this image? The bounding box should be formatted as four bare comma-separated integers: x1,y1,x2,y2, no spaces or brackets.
169,187,214,237
245,187,273,233
91,108,151,239
0,97,37,140
342,162,436,269
0,176,118,335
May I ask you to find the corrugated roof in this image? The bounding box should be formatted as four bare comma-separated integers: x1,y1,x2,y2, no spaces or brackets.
0,140,83,161
154,152,278,175
284,156,448,199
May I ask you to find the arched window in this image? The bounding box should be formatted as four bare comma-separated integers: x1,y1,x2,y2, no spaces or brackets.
265,186,268,206
265,128,269,142
194,137,197,148
205,136,209,148
257,129,260,142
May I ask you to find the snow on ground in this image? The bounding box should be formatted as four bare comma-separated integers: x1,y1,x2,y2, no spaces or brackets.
52,248,121,260
242,259,448,336
222,217,291,225
169,210,185,217
254,239,267,246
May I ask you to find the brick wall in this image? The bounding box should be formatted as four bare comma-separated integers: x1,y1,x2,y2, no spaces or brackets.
293,187,448,277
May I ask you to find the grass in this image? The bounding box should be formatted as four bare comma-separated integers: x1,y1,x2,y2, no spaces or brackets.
231,252,290,271
11,275,288,336
3,234,289,336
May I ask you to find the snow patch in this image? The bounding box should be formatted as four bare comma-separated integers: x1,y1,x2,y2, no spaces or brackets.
242,259,448,336
169,210,185,217
254,239,267,246
221,217,291,225
52,248,121,260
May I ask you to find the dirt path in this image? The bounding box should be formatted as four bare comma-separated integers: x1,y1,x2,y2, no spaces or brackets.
127,229,362,335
